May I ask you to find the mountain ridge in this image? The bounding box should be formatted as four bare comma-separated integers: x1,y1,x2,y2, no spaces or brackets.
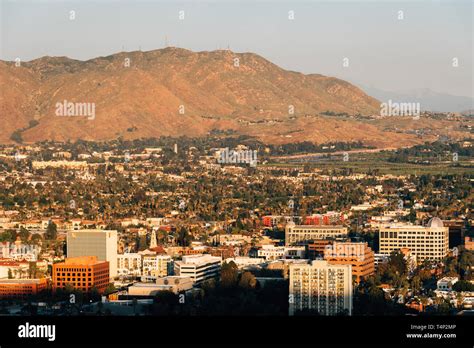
0,47,459,147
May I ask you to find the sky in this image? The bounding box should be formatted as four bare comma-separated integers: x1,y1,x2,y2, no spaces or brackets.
0,0,472,97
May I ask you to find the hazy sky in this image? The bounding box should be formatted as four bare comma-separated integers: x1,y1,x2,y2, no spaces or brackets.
1,0,472,97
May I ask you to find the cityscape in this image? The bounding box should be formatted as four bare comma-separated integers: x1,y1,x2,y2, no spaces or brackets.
0,137,472,317
0,0,472,346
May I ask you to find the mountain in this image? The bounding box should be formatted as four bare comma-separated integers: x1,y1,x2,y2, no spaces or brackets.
362,86,474,113
0,48,464,147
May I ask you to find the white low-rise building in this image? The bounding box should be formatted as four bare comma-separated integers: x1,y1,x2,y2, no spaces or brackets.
285,223,348,246
174,254,221,284
258,245,306,260
437,277,459,291
258,245,285,260
225,257,266,269
128,276,193,296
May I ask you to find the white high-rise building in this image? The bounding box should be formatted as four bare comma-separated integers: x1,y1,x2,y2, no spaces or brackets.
67,230,118,278
174,254,221,284
289,260,352,316
379,218,449,263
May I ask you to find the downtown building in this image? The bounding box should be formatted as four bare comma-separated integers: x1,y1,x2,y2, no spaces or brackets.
67,229,118,278
323,241,375,282
262,215,302,227
304,212,345,225
141,254,173,282
289,260,352,316
52,256,109,293
285,222,348,246
257,245,306,261
379,218,449,263
0,278,48,299
117,252,172,281
174,254,221,284
117,253,143,277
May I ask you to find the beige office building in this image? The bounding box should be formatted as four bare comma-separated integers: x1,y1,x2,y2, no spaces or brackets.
289,260,352,316
285,222,348,246
67,230,118,278
141,255,172,282
174,254,221,284
379,218,449,263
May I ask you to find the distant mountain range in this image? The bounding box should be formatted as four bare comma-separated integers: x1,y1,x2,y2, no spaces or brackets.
362,86,474,113
0,48,471,147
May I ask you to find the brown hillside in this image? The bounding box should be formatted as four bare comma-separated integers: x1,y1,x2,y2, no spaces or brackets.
0,48,431,146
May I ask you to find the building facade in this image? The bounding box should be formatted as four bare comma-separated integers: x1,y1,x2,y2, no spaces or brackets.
289,260,352,316
323,242,375,282
141,255,172,282
379,218,449,263
117,253,143,277
174,254,221,284
52,256,110,293
285,223,348,246
0,278,48,298
67,230,118,278
128,276,194,296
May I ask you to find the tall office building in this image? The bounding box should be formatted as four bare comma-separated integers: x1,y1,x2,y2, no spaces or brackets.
174,254,221,284
67,230,118,278
324,241,375,282
285,222,348,246
379,218,449,263
289,260,352,316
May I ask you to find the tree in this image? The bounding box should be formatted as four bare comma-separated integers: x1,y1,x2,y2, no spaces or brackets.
353,278,389,315
411,275,422,295
137,235,147,251
104,283,116,295
0,229,17,243
31,233,43,245
28,262,38,279
150,291,180,315
452,280,474,292
239,271,257,289
45,221,57,240
177,227,191,247
19,227,30,242
220,261,238,288
10,130,23,144
436,299,452,315
388,250,407,275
